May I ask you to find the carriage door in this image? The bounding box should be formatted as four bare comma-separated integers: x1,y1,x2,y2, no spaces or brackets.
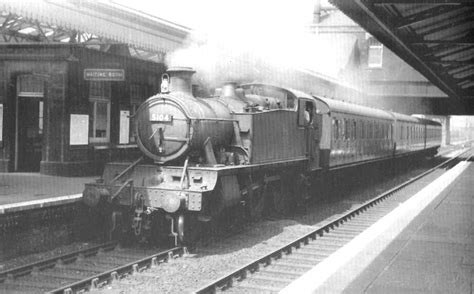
298,99,319,170
15,75,44,172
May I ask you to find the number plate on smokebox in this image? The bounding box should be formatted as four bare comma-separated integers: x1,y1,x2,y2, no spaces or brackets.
151,113,173,122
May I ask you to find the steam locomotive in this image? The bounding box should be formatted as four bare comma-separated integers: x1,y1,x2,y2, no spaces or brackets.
83,67,442,244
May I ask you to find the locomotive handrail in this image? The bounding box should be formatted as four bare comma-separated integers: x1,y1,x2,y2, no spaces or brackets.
188,117,239,122
111,156,144,183
111,178,134,202
179,156,190,189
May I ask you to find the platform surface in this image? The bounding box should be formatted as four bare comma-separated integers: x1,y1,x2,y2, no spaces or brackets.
282,157,473,294
0,173,95,207
344,161,473,293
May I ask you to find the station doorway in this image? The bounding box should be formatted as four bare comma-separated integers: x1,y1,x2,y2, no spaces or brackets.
14,75,44,172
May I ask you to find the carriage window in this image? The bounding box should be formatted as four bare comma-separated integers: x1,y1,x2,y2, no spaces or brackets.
367,122,371,139
366,122,369,139
352,121,357,139
343,119,348,140
333,119,339,140
340,119,345,140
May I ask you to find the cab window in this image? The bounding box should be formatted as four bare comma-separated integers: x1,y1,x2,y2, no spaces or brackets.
298,99,315,127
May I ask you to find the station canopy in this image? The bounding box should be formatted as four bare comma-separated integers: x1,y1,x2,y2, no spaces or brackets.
0,0,190,63
330,0,474,101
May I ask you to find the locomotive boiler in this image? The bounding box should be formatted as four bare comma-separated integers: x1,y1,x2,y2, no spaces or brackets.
83,66,442,245
135,67,235,163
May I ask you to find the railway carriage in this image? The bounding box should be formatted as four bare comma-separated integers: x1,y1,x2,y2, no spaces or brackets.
313,97,395,168
83,67,442,244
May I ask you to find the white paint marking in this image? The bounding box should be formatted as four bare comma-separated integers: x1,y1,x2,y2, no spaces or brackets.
280,161,470,294
0,194,82,214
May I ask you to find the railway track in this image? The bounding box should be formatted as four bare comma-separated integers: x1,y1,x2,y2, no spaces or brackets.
0,147,468,293
195,148,472,293
0,241,186,293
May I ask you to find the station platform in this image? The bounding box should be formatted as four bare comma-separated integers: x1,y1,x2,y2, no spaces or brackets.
0,173,95,214
282,157,473,293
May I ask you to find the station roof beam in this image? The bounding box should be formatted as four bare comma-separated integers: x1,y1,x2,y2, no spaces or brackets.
330,0,474,102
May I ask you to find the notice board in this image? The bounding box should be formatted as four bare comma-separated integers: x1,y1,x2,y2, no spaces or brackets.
70,114,89,145
119,110,130,144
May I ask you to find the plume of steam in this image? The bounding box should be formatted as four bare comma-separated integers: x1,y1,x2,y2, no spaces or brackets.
165,0,361,93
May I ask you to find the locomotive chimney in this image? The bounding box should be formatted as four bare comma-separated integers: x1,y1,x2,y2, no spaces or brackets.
167,66,196,95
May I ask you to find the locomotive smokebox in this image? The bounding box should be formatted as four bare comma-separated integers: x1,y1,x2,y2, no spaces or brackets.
167,66,196,95
135,67,235,163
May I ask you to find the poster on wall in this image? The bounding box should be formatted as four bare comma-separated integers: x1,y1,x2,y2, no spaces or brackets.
70,114,89,145
119,110,130,144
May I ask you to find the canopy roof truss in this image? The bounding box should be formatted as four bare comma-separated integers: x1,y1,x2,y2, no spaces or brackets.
330,0,474,100
0,0,190,63
0,10,165,63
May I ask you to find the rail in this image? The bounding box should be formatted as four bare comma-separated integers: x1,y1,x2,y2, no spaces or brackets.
0,241,118,283
48,246,186,294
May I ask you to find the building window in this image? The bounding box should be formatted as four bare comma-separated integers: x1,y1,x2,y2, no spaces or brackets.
39,101,44,135
368,37,383,68
17,75,44,97
89,81,111,143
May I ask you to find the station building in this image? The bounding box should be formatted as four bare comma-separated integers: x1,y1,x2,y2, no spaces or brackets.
0,44,166,176
0,1,189,176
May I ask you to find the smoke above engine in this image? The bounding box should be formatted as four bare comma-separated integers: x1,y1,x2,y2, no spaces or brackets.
165,0,361,94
